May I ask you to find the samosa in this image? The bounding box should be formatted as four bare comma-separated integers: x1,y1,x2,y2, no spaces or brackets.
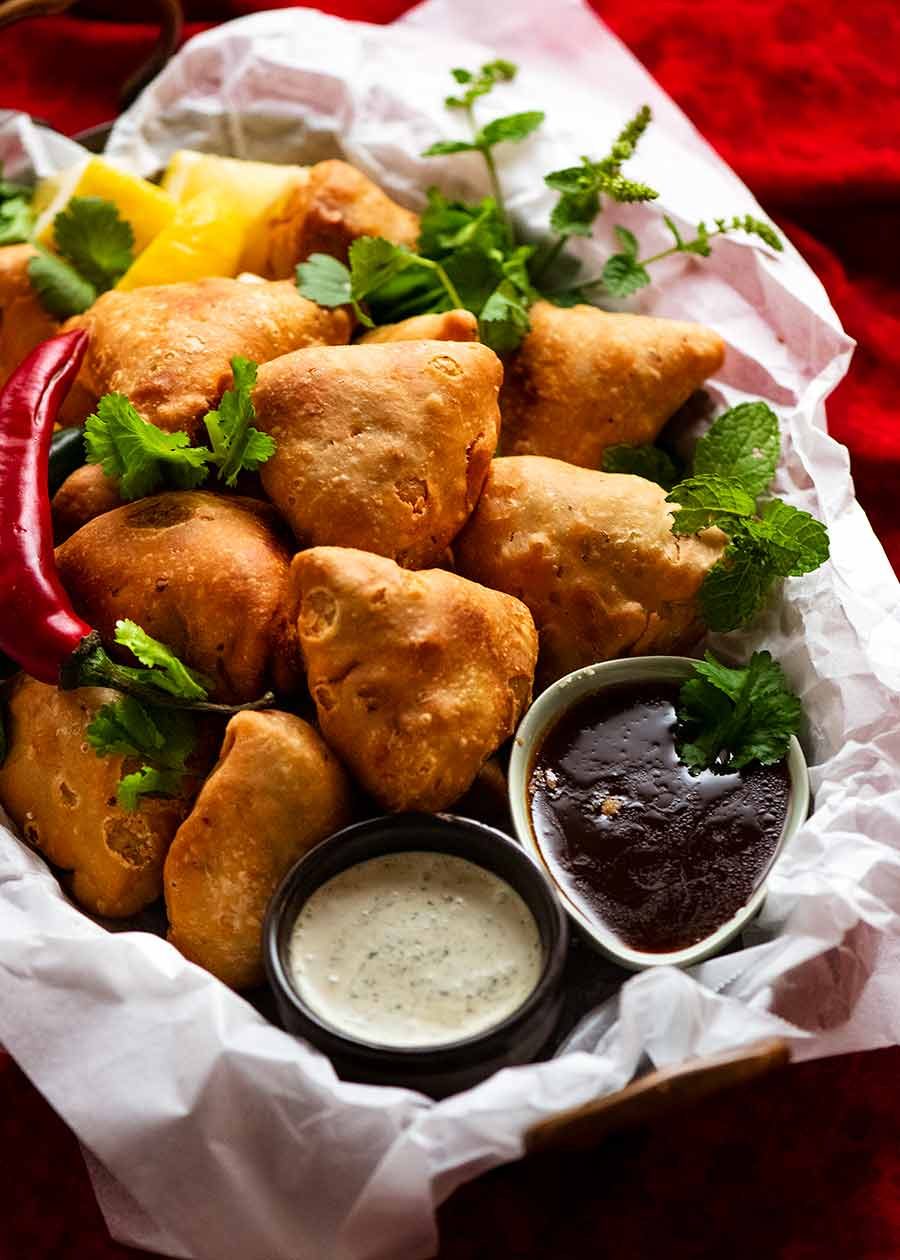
499,300,726,468
165,710,353,989
359,309,478,344
253,340,501,567
292,547,538,812
64,277,352,437
0,244,59,387
454,455,726,686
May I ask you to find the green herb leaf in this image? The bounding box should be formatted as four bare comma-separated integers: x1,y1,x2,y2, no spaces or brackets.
666,475,758,534
675,649,802,773
295,253,352,307
694,402,781,496
743,498,830,576
27,250,97,318
443,59,518,110
479,278,531,353
117,765,186,812
0,166,35,246
602,443,682,488
203,356,273,487
85,393,211,500
422,139,479,157
348,236,416,297
477,110,545,147
418,190,511,257
86,693,166,759
113,620,210,701
53,196,134,289
601,251,651,297
698,533,778,631
87,694,197,812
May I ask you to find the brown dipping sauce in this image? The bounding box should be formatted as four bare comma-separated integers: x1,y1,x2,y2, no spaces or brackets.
528,682,791,954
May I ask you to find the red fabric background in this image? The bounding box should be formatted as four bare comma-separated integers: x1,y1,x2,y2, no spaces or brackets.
2,3,900,1258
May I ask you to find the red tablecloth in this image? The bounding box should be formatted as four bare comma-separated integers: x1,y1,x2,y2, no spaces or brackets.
2,3,900,1258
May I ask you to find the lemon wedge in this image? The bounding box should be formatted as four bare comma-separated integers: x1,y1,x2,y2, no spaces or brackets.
115,188,245,289
32,157,176,255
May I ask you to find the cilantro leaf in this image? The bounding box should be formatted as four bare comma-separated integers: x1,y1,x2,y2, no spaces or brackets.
295,253,352,307
117,765,186,812
422,140,478,156
113,620,210,701
85,393,211,500
0,197,34,246
666,475,757,534
349,236,416,297
602,252,651,296
602,443,682,488
203,356,274,487
53,196,134,289
86,693,166,759
28,250,97,318
477,111,545,147
694,402,781,496
87,694,197,812
479,279,531,353
675,650,802,773
418,190,511,257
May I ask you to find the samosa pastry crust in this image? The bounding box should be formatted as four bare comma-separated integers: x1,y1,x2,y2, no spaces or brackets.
56,491,301,703
52,463,122,542
293,547,537,813
499,300,726,468
256,159,420,279
454,456,726,686
64,277,351,437
0,244,60,388
254,340,501,567
165,710,352,990
359,309,478,344
0,678,193,918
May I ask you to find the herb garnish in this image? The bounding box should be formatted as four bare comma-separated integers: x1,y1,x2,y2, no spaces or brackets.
28,196,135,319
85,356,274,499
0,167,35,246
675,650,802,774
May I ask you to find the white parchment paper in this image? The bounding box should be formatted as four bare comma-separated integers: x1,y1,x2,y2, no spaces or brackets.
2,2,900,1257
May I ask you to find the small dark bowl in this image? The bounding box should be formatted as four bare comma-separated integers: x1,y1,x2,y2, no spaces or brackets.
264,813,569,1099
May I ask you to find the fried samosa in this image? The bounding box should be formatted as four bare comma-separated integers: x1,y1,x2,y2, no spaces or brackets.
454,455,726,686
0,677,194,917
56,491,300,703
164,710,353,989
253,340,501,567
64,277,352,437
499,300,726,468
0,244,59,387
253,159,420,279
359,309,478,344
293,547,538,812
52,463,121,542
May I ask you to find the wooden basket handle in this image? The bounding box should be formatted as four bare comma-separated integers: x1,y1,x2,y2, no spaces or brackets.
526,1037,790,1156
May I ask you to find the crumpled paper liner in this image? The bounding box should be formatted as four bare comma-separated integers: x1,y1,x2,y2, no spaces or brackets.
2,2,899,1257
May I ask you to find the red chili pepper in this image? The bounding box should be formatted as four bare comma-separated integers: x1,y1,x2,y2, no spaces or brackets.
0,331,269,713
0,330,94,684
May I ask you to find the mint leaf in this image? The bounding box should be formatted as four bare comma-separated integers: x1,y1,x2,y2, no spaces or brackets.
443,59,517,110
698,534,777,631
614,225,639,257
694,402,781,496
296,253,352,307
53,196,134,289
744,498,830,576
422,140,478,156
479,278,531,353
477,111,545,147
28,250,96,318
676,649,802,773
114,620,210,701
602,251,651,297
666,475,757,534
203,356,274,486
85,393,211,500
602,443,682,489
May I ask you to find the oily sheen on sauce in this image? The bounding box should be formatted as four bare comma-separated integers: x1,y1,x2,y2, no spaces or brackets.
528,682,790,953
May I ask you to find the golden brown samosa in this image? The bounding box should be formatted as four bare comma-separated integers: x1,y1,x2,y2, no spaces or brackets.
454,455,726,686
0,244,60,387
52,463,122,542
254,340,501,567
359,309,478,344
293,547,538,812
253,159,420,279
64,277,352,437
0,677,195,918
499,300,726,468
164,710,353,989
56,491,300,703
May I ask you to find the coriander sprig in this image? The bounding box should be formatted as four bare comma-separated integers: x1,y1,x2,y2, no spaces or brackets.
86,690,198,811
28,196,135,319
423,61,544,233
0,166,34,247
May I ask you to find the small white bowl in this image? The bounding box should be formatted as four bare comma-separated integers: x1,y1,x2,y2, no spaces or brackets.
508,656,810,971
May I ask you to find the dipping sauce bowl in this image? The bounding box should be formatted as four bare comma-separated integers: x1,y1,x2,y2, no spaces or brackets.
508,657,810,971
264,813,568,1098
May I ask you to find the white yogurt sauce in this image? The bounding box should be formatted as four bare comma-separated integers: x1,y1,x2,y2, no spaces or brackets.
287,850,544,1048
